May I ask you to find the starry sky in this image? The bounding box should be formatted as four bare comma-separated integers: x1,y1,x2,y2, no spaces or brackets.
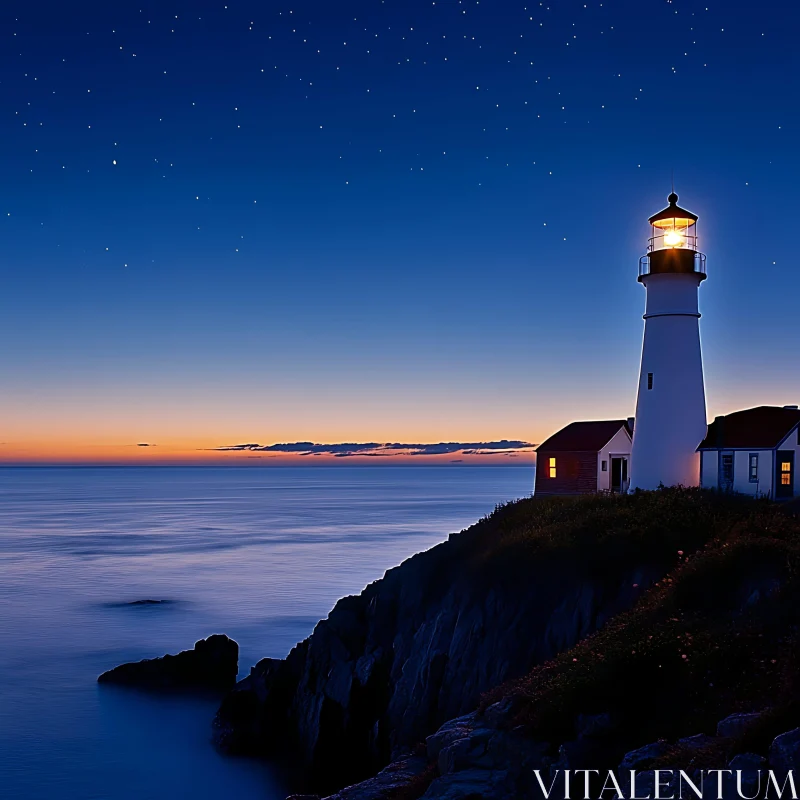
1,0,798,464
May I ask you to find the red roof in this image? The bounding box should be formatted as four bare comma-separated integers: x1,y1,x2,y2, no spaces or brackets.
698,406,800,450
536,420,631,453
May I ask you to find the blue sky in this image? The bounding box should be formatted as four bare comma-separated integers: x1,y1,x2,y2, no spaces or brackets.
1,0,798,462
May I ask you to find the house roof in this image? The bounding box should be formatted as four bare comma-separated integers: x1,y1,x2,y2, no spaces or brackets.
698,406,800,450
536,420,631,453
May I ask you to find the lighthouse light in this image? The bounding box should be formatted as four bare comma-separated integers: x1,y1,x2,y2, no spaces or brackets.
663,229,685,247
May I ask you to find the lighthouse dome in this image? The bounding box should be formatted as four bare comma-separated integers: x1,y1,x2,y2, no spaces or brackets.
648,192,698,230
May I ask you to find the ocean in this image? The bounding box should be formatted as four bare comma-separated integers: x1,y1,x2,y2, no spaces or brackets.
0,465,533,799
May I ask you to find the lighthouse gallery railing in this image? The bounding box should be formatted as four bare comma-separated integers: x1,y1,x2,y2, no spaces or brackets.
638,251,707,279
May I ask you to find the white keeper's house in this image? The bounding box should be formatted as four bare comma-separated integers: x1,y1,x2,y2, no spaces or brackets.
534,192,797,501
698,406,800,499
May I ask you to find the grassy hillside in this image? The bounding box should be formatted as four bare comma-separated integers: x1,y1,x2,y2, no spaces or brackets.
479,488,800,765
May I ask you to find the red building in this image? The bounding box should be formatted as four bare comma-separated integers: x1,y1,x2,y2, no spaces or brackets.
535,420,633,497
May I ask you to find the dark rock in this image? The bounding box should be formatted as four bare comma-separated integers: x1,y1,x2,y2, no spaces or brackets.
717,712,763,739
729,752,767,769
320,756,429,800
575,712,614,739
623,771,677,800
104,599,176,608
551,736,619,772
728,753,767,798
98,634,238,690
482,730,549,772
769,727,800,772
213,656,292,753
481,697,524,728
677,733,716,750
438,728,494,775
420,769,514,800
426,713,478,761
618,740,669,771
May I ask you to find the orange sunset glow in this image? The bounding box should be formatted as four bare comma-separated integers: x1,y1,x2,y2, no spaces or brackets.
0,437,537,466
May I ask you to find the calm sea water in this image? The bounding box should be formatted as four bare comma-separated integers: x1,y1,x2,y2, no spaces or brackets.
0,466,532,799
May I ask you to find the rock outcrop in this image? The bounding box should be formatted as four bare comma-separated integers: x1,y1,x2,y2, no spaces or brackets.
769,727,800,773
99,634,238,690
211,489,800,798
312,707,800,800
213,495,678,792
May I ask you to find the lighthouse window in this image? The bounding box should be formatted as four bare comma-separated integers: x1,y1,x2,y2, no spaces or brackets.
782,462,791,473
647,373,654,390
548,457,557,479
601,460,608,472
782,474,792,486
749,454,759,483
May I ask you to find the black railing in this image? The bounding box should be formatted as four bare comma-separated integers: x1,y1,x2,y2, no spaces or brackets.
639,251,707,278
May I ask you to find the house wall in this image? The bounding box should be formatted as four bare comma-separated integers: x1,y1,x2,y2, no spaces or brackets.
700,446,799,499
777,426,800,497
700,449,772,497
597,428,632,492
732,450,773,498
700,450,718,489
534,450,597,496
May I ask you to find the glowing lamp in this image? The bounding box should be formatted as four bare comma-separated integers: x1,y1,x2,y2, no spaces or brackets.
663,229,686,248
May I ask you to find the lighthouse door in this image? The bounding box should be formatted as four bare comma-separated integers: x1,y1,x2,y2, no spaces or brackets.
777,452,795,499
719,452,734,493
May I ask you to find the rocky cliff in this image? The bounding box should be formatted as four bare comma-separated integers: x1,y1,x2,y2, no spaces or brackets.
312,491,800,799
213,489,769,795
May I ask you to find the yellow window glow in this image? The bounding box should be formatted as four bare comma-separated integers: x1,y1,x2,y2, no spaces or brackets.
781,462,791,472
782,474,791,486
549,457,557,479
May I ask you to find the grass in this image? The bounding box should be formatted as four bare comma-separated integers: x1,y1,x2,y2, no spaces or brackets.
475,488,800,763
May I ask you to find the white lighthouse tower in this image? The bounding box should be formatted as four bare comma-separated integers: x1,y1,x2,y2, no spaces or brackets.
629,192,708,490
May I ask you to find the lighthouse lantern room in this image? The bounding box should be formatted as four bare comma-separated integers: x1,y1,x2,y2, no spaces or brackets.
639,192,706,280
629,193,709,490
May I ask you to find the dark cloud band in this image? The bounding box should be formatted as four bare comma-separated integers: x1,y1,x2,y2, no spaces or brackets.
209,440,534,457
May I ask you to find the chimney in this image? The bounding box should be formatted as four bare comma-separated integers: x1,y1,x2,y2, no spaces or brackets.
627,416,635,433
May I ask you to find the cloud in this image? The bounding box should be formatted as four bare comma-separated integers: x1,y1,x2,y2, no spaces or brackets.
137,443,155,447
209,440,535,458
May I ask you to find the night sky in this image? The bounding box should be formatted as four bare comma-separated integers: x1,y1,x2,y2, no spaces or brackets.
2,0,798,464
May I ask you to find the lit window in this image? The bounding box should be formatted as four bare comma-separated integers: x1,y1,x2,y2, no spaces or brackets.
549,457,557,479
782,474,791,486
601,460,608,472
749,454,758,483
782,462,791,472
647,373,654,390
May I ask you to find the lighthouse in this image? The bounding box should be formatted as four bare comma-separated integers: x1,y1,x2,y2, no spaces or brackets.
629,193,708,490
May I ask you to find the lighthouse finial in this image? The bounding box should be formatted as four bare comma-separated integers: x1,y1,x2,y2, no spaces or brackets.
668,191,679,205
